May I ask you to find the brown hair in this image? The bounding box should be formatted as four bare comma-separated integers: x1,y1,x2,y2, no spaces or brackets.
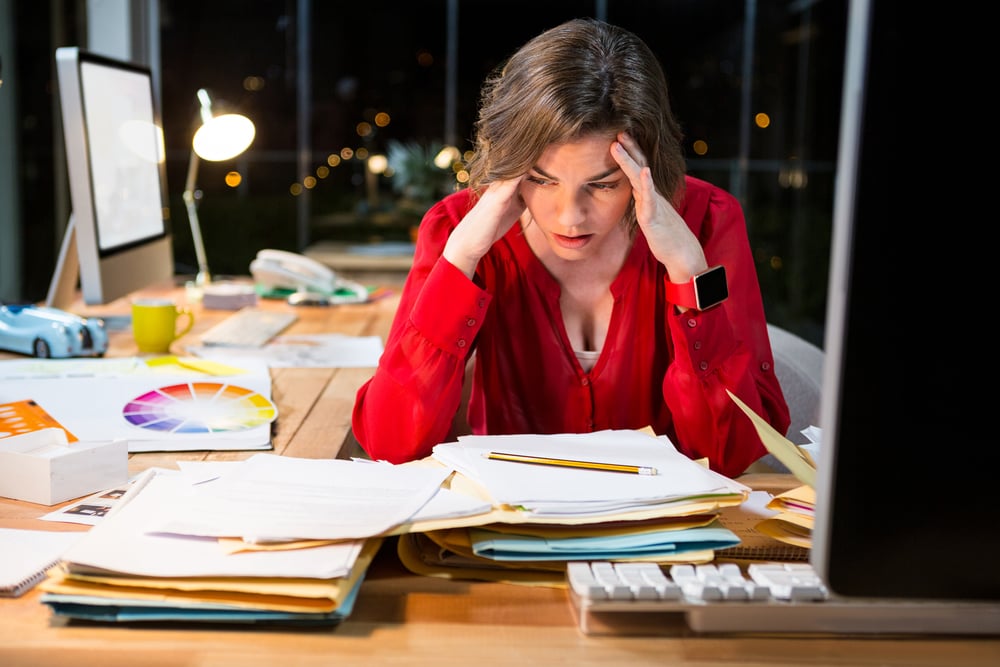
467,18,686,224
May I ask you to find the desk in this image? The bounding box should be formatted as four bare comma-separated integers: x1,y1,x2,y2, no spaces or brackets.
0,281,997,667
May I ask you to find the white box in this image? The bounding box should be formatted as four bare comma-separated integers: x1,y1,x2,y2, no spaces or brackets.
0,428,128,505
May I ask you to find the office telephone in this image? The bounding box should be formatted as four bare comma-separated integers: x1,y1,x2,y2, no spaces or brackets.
249,249,368,305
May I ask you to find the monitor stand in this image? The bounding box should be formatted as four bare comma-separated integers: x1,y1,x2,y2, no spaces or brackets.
46,214,79,311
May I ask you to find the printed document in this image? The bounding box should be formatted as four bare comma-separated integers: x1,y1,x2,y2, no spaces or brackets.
146,455,454,541
432,430,748,517
60,470,364,579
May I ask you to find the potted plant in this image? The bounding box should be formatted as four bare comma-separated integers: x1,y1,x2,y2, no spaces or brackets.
386,140,461,239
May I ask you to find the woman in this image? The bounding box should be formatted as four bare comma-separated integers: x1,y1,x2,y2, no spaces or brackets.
352,18,789,478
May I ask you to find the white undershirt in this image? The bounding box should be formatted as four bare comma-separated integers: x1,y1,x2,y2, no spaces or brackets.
575,348,600,373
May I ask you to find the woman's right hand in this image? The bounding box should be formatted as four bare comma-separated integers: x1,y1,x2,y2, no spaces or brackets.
443,178,526,278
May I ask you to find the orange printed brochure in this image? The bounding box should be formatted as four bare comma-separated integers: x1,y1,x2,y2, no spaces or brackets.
0,399,79,442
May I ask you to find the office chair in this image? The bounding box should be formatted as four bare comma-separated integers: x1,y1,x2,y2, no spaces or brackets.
746,323,825,473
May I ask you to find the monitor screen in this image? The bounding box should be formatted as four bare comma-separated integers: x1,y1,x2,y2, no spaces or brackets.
46,47,173,310
811,0,1000,603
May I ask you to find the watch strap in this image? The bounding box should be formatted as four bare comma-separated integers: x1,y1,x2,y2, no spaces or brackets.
665,265,728,311
665,275,699,310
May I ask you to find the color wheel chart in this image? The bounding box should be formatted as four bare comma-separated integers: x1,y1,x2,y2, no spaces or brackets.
122,382,277,434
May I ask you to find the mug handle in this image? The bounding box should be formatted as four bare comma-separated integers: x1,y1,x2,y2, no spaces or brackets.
175,307,196,340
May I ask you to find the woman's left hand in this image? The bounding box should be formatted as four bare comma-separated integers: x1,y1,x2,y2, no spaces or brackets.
611,132,707,283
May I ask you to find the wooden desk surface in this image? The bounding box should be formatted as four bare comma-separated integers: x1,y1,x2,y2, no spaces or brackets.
1,281,998,667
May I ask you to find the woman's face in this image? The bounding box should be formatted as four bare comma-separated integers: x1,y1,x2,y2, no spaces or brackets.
519,133,633,261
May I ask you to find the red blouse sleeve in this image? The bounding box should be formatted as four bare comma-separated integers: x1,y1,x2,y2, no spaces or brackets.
661,179,791,477
352,192,489,463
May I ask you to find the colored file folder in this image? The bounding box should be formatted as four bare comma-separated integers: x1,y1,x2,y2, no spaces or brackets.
467,523,741,561
37,464,386,626
40,539,380,625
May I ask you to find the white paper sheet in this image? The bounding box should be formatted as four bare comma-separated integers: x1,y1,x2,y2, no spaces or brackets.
186,333,384,368
408,487,493,521
432,430,748,516
147,455,455,541
60,470,364,579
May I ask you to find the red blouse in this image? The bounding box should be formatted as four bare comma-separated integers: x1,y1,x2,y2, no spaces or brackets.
352,176,790,478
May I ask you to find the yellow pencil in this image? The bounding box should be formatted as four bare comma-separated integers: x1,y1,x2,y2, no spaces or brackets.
485,451,657,475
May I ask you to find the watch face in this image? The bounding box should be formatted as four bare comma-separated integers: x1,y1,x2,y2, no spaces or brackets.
695,266,729,310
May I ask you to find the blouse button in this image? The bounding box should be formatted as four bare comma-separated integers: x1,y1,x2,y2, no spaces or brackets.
478,298,487,308
693,341,702,350
581,378,590,387
761,361,771,371
466,318,476,327
457,339,467,348
686,318,698,328
699,361,709,371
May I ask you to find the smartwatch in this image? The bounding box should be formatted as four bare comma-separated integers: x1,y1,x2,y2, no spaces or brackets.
665,265,728,311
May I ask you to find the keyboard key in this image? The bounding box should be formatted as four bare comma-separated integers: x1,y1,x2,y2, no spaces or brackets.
567,561,607,600
591,561,633,600
670,564,723,601
624,562,682,600
747,563,828,601
708,564,748,600
613,562,662,600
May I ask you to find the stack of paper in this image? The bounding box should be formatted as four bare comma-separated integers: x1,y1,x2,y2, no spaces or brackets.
728,390,820,550
755,484,815,549
714,490,811,561
432,430,749,518
39,455,454,625
728,390,818,487
402,430,750,579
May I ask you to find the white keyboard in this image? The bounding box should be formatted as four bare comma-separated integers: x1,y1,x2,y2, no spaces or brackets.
568,561,827,605
567,561,1000,636
199,308,298,348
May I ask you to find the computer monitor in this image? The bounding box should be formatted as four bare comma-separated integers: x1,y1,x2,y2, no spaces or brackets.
46,47,173,310
811,0,1000,603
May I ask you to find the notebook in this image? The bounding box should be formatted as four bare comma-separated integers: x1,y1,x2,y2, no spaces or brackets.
0,528,84,597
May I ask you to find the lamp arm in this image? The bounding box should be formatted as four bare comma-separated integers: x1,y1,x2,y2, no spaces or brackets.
183,151,211,286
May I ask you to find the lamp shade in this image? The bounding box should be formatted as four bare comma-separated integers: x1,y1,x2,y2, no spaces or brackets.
192,113,256,161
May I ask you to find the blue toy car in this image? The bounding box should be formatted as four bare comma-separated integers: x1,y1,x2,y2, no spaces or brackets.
0,303,109,358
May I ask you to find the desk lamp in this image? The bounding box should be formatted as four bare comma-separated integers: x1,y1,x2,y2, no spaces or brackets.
183,88,255,294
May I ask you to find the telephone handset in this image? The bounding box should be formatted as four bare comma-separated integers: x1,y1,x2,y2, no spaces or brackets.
249,249,368,305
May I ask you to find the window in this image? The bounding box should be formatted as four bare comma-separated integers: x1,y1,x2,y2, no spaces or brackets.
4,0,846,347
